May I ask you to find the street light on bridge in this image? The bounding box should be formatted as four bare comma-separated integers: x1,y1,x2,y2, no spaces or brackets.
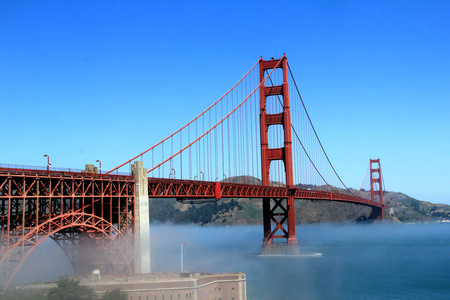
181,243,186,272
96,160,101,174
43,154,51,171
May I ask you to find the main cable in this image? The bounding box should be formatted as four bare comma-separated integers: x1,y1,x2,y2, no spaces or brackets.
287,62,354,194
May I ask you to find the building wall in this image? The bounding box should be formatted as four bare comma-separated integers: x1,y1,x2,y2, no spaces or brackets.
123,273,246,300
21,272,247,300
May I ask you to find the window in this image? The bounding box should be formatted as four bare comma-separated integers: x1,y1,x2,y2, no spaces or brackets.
231,287,235,290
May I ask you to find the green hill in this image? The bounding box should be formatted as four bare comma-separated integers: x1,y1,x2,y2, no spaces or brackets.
148,177,450,225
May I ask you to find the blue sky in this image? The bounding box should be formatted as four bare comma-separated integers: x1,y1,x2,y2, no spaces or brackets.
1,1,449,204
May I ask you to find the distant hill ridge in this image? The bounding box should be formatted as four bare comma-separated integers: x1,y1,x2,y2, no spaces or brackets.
148,176,450,224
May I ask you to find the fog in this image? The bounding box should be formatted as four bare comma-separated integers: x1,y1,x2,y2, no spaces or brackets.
13,223,450,299
151,223,450,299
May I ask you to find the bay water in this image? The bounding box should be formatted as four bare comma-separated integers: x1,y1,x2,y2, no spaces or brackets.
151,223,450,300
14,222,450,299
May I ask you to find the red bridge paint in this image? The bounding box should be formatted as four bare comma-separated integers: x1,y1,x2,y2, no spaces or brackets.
0,56,386,290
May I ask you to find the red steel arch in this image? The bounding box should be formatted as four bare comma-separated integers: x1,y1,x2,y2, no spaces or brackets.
1,212,133,289
0,167,135,291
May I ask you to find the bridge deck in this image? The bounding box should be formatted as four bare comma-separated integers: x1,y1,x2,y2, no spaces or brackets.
0,167,382,209
147,178,383,208
0,167,382,207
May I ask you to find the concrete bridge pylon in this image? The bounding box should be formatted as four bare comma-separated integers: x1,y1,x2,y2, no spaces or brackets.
132,161,151,273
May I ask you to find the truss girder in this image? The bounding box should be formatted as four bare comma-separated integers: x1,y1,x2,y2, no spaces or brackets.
147,178,383,209
0,168,135,290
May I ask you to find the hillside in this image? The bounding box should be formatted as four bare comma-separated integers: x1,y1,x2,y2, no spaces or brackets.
148,178,450,225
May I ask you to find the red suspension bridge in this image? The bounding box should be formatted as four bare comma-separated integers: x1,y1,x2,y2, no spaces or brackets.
0,55,385,289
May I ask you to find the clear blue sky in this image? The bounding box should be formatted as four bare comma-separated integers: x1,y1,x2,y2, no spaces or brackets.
1,1,449,204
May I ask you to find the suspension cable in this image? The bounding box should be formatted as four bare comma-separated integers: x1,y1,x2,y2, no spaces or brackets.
147,59,283,174
106,59,261,174
264,70,337,192
287,62,354,194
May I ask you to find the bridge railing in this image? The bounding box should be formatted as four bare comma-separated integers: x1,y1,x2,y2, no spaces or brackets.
0,163,132,177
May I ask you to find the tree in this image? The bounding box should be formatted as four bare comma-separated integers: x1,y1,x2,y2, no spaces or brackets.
47,279,96,300
101,289,128,300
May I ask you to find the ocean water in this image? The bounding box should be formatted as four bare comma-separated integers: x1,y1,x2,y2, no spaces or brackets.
14,223,450,299
150,223,450,300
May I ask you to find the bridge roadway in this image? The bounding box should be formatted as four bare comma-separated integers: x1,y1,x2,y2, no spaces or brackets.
0,166,381,209
148,178,383,208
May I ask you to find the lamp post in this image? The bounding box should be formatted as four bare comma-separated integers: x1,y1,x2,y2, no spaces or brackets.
96,160,102,174
181,243,186,272
43,154,51,171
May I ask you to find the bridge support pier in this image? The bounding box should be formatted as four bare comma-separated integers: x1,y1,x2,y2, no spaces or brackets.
370,206,384,220
132,161,151,273
261,196,300,256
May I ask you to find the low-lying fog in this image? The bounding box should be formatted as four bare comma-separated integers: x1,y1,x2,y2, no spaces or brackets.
14,223,450,299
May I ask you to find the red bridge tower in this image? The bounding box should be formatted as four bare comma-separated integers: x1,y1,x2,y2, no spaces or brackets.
259,55,299,255
370,158,385,220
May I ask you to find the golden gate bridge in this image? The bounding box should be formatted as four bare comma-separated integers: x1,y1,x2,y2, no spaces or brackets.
0,55,385,290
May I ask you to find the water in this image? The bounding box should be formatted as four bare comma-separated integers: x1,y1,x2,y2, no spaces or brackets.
150,223,450,300
13,223,450,299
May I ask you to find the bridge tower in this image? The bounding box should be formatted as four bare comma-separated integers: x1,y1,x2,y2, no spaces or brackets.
259,55,299,255
370,158,385,220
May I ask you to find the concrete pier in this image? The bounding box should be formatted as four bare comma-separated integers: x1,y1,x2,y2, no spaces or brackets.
132,161,150,273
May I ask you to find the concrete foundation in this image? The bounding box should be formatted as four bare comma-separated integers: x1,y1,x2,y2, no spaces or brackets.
260,244,321,258
131,161,150,273
261,244,301,256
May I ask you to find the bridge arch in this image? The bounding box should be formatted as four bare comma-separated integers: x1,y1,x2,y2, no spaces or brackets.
0,212,134,289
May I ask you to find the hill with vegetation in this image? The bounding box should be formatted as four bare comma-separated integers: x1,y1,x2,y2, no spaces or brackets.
148,177,450,225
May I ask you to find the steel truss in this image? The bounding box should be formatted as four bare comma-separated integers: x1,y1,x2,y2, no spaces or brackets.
0,168,135,290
